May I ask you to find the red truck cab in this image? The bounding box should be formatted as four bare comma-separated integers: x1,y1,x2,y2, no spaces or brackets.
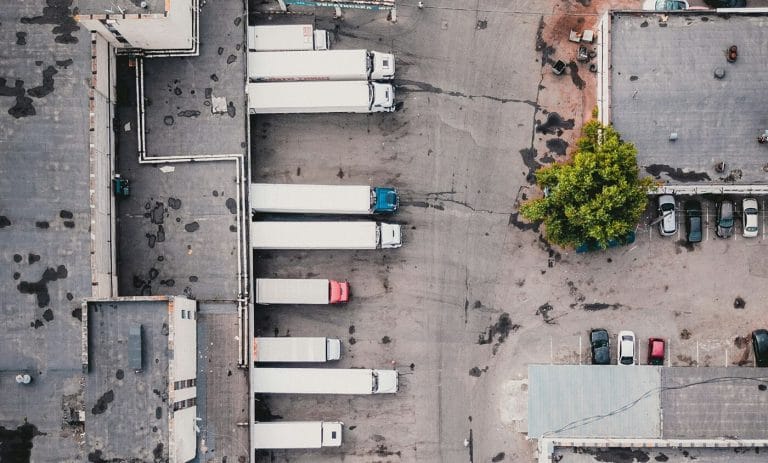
329,280,350,304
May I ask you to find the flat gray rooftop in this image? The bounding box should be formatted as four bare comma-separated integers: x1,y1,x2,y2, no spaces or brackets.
0,0,91,460
85,300,170,461
528,365,662,439
141,0,246,157
73,0,165,15
114,0,245,300
661,367,768,439
611,13,768,184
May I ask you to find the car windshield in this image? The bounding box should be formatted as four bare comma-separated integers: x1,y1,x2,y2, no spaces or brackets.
620,356,633,365
656,0,685,9
660,203,674,211
720,217,733,227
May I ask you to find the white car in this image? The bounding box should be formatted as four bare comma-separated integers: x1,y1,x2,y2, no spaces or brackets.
657,195,676,236
743,198,759,238
618,331,636,366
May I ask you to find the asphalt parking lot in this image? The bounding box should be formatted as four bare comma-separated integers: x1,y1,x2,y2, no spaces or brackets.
248,2,768,463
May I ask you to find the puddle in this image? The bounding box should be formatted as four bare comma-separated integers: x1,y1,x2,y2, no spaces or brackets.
0,423,43,462
546,138,568,156
646,164,711,182
535,113,575,135
91,390,114,415
17,264,68,308
21,0,80,44
225,198,237,214
27,66,58,98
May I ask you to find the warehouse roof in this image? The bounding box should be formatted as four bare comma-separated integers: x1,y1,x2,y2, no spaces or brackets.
611,13,768,185
84,298,172,461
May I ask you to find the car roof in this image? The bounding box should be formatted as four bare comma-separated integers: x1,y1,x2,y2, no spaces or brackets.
649,338,665,356
658,194,675,204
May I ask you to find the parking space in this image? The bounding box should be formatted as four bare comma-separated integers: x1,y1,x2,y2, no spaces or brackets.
642,196,768,245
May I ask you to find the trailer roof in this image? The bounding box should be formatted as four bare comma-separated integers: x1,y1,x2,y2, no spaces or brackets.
252,422,323,448
256,278,330,304
248,49,367,81
251,221,378,249
252,368,374,394
247,81,371,113
253,337,328,362
250,183,372,213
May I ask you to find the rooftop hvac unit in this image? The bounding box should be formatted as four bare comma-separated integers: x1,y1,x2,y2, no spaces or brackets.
129,324,144,373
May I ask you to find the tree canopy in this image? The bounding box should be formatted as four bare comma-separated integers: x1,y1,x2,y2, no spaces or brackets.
521,120,653,248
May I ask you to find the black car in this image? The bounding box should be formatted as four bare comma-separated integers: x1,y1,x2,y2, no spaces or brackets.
685,200,702,243
590,329,610,365
716,199,734,238
753,329,768,367
705,0,746,7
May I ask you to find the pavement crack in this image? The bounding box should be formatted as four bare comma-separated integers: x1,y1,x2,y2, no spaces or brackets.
395,79,538,108
439,198,513,215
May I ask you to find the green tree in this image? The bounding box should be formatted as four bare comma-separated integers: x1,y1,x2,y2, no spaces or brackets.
521,120,653,248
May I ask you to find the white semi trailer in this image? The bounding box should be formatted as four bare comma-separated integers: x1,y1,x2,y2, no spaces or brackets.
252,421,343,449
255,278,349,304
250,183,399,215
247,24,329,51
246,81,395,114
253,337,342,363
248,49,395,82
250,221,402,250
252,368,398,394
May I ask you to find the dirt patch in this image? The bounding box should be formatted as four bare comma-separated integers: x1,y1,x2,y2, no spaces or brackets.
680,329,692,340
734,297,746,309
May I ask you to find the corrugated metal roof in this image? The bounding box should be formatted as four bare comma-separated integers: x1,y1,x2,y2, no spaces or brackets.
527,365,662,439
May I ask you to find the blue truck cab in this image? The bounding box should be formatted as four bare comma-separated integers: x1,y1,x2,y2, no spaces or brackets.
373,187,399,213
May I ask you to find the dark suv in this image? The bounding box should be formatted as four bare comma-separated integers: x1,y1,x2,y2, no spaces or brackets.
590,329,610,365
716,199,734,238
685,200,702,243
753,330,768,367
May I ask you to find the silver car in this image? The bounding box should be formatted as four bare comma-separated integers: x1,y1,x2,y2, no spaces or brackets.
743,198,759,238
658,195,676,236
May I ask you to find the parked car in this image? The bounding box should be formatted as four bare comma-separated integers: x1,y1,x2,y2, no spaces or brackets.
643,0,689,10
685,200,702,243
576,231,635,254
752,329,768,367
618,331,636,365
590,329,610,365
657,195,677,236
705,0,746,7
716,199,734,238
647,338,665,365
743,198,759,238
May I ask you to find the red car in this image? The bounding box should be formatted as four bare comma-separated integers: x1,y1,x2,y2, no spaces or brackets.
648,338,665,365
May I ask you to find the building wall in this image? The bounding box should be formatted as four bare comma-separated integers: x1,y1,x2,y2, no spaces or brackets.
77,0,194,52
169,296,197,462
89,33,117,297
